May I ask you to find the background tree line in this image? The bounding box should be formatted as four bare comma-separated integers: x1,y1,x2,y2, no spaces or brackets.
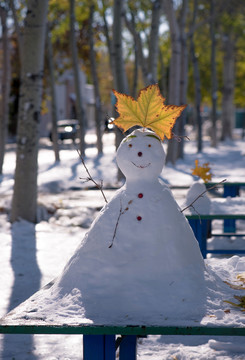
0,0,245,223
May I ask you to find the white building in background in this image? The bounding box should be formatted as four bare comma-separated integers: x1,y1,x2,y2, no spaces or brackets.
40,68,95,137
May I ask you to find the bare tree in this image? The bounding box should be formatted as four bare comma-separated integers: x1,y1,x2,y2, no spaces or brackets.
163,0,182,164
210,0,218,147
9,0,24,64
11,0,49,223
123,11,148,85
88,4,103,154
112,0,129,95
147,0,162,84
124,0,162,86
190,0,203,152
162,0,189,164
69,0,87,155
112,0,129,152
177,0,188,159
112,0,129,181
46,26,60,162
101,0,115,80
220,34,235,141
0,5,11,175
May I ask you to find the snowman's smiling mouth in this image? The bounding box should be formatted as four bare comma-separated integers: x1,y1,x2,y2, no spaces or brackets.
131,161,151,169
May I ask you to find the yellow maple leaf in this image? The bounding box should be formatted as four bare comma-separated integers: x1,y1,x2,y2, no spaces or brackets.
191,160,212,183
112,84,187,140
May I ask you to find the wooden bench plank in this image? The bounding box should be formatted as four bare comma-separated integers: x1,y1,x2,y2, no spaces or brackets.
0,324,245,336
119,335,137,360
186,214,245,257
83,335,115,360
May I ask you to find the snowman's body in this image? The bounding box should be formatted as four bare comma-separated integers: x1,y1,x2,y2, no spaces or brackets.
51,129,206,324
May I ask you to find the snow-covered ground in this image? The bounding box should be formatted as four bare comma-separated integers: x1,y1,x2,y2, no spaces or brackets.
0,130,245,359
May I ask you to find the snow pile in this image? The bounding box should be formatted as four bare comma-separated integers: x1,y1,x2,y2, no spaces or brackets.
184,180,211,214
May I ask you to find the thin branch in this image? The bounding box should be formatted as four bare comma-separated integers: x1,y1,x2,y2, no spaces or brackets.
172,133,190,142
109,199,123,248
77,149,108,203
109,199,133,248
9,0,24,64
181,179,227,213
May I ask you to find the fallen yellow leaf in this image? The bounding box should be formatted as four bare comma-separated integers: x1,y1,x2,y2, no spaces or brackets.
237,273,245,284
191,159,212,183
224,280,245,290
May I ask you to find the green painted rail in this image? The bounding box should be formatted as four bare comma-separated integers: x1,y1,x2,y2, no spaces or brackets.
186,214,245,220
0,325,245,336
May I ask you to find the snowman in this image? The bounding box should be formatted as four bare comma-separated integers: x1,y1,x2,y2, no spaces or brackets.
46,125,207,325
14,85,207,325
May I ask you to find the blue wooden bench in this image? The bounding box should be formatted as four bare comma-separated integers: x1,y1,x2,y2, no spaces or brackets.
206,182,245,232
206,181,245,198
0,323,245,359
171,181,245,233
187,214,245,258
171,182,245,198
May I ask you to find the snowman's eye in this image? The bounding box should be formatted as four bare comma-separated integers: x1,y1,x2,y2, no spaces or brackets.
148,144,152,148
128,144,133,148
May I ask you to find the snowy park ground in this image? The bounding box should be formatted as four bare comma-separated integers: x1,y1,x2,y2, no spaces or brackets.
0,129,245,359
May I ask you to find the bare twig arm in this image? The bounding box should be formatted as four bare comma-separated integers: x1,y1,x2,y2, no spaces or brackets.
180,179,227,213
77,150,108,203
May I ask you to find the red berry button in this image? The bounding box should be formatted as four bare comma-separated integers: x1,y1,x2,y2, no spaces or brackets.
138,193,143,198
137,216,142,221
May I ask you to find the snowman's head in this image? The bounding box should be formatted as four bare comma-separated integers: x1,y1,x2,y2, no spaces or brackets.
116,129,165,182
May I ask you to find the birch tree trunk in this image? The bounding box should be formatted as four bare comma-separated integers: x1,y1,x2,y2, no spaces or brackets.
9,0,24,64
112,0,128,95
131,37,139,98
70,0,87,155
112,0,128,151
177,0,188,159
101,0,115,79
11,0,49,223
210,0,218,147
163,0,181,164
112,0,129,181
147,0,161,84
221,33,235,141
88,4,103,154
124,1,161,87
124,12,148,86
159,49,167,98
190,0,203,152
0,5,10,175
46,27,60,162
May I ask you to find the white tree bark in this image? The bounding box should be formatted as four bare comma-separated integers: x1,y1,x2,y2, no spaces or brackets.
163,0,181,164
147,0,162,84
221,33,235,141
0,5,11,175
124,12,148,85
11,0,49,223
112,0,129,94
9,0,24,64
112,0,128,181
70,0,87,155
101,0,115,81
46,27,60,162
88,4,103,154
177,0,188,159
190,0,203,152
210,0,218,147
124,1,162,87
